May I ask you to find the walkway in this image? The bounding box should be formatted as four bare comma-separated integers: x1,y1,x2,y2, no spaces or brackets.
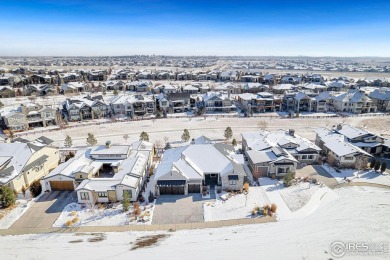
0,216,276,236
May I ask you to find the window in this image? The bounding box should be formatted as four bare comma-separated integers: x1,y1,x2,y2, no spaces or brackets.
344,157,354,160
229,179,236,185
302,155,307,159
228,175,238,185
308,155,314,160
98,192,107,197
80,192,89,200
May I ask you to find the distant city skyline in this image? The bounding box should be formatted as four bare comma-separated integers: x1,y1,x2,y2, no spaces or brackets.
1,0,390,57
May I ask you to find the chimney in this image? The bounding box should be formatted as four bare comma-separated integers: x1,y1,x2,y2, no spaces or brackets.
288,129,295,137
337,124,342,130
191,138,195,144
105,141,111,149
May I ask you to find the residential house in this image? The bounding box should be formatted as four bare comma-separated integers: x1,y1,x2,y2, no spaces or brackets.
0,137,59,192
315,127,372,168
110,94,155,117
242,83,269,94
0,86,15,98
237,92,276,113
242,129,320,179
202,92,235,113
368,88,390,112
329,90,377,113
154,141,245,195
42,140,153,204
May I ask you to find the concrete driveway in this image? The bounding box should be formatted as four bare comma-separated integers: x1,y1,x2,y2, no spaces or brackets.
296,165,339,188
152,194,208,225
10,191,77,229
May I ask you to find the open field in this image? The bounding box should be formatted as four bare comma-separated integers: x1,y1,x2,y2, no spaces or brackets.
0,186,388,259
15,115,390,148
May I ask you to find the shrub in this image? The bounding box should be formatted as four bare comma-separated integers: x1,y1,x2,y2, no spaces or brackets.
29,180,42,198
263,205,269,216
65,220,73,227
148,191,154,203
251,209,257,216
0,186,16,208
138,195,145,203
381,162,387,173
21,186,26,198
71,211,77,216
270,203,277,213
243,182,249,192
374,161,381,172
271,174,276,180
283,172,295,187
72,217,79,223
122,191,131,212
133,202,141,216
370,159,377,169
216,186,222,194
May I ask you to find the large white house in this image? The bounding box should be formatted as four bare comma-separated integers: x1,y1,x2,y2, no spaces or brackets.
154,140,246,195
42,140,154,204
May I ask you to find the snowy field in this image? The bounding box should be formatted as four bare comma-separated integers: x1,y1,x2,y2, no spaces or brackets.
322,165,390,186
1,187,388,260
204,178,331,222
203,187,270,221
279,182,320,212
53,202,155,227
14,115,390,148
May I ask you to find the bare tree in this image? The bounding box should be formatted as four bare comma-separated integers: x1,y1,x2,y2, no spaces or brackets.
123,134,129,143
258,120,268,129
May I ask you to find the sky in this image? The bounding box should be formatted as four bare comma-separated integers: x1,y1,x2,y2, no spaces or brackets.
1,0,390,57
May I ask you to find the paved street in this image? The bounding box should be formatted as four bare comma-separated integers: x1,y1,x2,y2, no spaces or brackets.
10,191,77,229
152,194,208,225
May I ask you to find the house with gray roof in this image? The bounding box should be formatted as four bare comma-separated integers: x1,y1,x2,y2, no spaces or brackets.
315,127,372,168
154,140,246,195
242,129,320,179
41,140,154,204
368,88,390,112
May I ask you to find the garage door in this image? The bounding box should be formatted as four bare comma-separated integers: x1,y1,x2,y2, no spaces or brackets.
188,184,201,193
254,167,269,179
157,180,185,195
50,181,74,191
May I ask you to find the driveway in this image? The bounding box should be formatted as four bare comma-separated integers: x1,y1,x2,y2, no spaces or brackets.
152,194,208,225
296,165,339,188
10,191,77,229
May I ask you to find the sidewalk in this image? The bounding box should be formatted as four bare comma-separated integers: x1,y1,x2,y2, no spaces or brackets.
0,216,276,236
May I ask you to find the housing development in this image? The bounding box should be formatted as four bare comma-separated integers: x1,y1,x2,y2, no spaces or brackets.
1,1,390,259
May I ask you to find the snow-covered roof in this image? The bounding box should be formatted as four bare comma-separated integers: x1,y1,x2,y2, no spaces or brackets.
0,143,33,184
90,145,130,156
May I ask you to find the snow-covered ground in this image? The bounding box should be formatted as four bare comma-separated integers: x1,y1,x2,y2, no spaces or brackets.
279,182,320,212
322,165,390,186
0,191,43,229
14,115,390,148
204,178,333,222
53,202,155,227
1,187,388,260
203,187,269,221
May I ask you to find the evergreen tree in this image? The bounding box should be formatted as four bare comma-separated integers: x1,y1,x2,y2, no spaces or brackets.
224,127,233,140
374,160,381,172
113,89,118,96
164,142,171,150
181,129,190,142
232,138,237,146
86,132,97,146
380,161,387,173
0,186,16,208
122,191,130,212
64,135,73,148
140,131,149,142
370,159,377,169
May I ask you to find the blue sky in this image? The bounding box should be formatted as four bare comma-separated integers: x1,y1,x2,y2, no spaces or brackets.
1,0,390,56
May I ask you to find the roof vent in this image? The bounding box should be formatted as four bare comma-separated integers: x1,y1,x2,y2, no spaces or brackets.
337,124,343,130
288,129,295,136
105,141,111,149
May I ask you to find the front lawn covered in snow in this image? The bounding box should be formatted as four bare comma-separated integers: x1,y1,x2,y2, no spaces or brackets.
53,202,155,227
321,164,390,186
279,182,320,212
